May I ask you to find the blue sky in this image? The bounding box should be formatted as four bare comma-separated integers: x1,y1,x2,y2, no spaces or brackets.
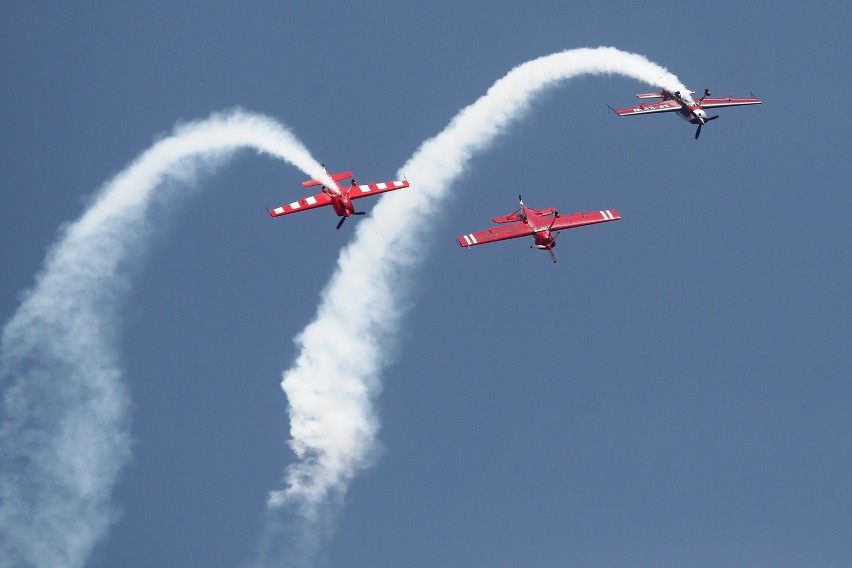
2,2,851,567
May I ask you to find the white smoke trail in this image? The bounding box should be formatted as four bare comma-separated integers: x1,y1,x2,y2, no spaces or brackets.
264,46,686,562
0,110,328,568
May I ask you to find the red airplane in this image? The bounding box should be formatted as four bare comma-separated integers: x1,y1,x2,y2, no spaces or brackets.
610,88,761,139
457,195,620,263
269,165,409,229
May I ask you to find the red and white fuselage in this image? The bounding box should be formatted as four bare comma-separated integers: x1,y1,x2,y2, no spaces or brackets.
322,179,357,218
635,89,709,125
520,201,559,250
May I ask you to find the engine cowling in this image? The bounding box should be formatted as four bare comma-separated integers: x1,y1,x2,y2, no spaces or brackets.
331,194,355,217
533,230,555,250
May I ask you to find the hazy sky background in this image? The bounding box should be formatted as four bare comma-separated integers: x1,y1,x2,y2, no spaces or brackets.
2,2,850,567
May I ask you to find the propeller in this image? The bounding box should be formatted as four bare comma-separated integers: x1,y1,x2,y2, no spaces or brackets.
530,243,557,262
530,229,561,263
336,211,365,229
549,231,562,263
694,115,719,140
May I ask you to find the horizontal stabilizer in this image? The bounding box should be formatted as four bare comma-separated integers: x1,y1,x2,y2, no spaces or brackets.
302,171,353,187
528,207,556,217
636,89,694,99
491,211,524,224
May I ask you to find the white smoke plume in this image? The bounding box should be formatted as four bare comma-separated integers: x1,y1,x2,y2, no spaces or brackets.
0,110,327,568
0,45,684,568
263,46,686,563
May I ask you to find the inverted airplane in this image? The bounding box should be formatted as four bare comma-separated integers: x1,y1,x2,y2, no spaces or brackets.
269,165,409,229
457,195,620,263
610,88,761,139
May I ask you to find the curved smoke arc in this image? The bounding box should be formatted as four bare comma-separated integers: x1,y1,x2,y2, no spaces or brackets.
0,46,686,568
263,46,686,564
0,110,331,568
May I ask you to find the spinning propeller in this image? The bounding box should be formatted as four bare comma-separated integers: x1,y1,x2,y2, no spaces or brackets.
694,89,718,139
694,115,719,140
336,211,365,230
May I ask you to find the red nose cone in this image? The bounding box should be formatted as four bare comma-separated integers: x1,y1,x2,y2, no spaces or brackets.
534,230,555,249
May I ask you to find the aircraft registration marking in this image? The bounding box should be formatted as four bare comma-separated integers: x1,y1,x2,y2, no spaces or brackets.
635,103,672,111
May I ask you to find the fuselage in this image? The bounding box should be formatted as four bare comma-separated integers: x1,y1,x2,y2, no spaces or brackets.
665,90,709,124
323,183,356,217
521,204,557,250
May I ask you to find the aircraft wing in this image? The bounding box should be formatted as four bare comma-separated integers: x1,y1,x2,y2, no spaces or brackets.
698,96,762,109
550,209,620,231
613,100,682,116
269,191,333,217
348,179,409,200
457,222,533,247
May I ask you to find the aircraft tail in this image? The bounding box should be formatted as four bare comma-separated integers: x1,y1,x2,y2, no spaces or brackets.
491,211,524,224
302,171,353,187
527,206,556,216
